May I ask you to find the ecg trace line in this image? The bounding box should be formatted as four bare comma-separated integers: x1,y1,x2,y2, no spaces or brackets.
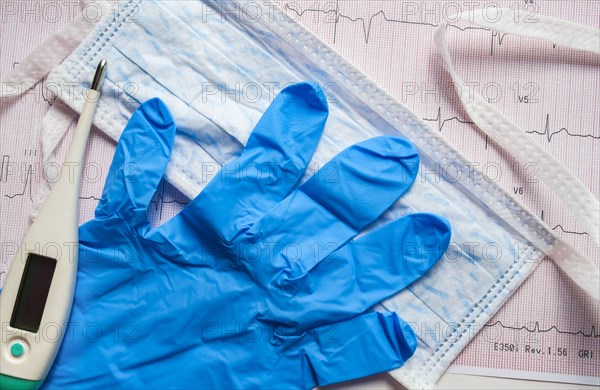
541,210,589,236
527,114,600,143
149,181,190,221
489,31,509,56
78,182,189,222
4,165,34,201
79,195,101,201
11,61,55,106
422,110,598,147
485,321,599,338
3,171,188,222
552,225,589,236
80,193,189,209
285,2,506,54
422,107,475,133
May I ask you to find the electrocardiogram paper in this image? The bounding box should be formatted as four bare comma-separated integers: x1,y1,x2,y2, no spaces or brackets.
290,0,599,385
0,0,598,386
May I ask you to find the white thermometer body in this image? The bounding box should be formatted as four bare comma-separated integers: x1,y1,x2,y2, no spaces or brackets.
0,61,105,390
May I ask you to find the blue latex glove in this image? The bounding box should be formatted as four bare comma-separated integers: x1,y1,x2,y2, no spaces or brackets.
44,83,451,389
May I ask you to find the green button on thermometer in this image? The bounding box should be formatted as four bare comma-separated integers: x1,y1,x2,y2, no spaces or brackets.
0,60,106,390
10,343,24,358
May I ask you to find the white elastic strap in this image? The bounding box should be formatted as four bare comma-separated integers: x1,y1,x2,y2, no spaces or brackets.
0,1,109,98
28,100,77,220
435,9,600,300
546,240,600,301
453,7,600,53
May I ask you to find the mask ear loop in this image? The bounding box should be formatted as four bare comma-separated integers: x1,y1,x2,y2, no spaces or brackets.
0,1,109,222
27,100,78,222
0,1,109,99
434,9,600,300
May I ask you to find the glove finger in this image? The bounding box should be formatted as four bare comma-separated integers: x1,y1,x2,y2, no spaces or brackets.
95,98,176,224
290,311,417,388
251,136,419,277
265,213,451,329
177,82,327,242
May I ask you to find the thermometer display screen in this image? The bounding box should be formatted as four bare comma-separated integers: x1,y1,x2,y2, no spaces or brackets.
10,253,57,333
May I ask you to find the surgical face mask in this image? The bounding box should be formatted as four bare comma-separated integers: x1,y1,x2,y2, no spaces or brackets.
3,1,598,388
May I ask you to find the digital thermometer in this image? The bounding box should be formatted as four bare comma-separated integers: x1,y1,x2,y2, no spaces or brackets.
0,60,106,390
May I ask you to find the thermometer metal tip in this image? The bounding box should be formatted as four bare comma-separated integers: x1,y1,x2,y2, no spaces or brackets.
91,59,107,91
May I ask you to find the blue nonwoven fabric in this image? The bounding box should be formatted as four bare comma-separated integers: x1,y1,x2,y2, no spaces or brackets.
43,82,451,389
